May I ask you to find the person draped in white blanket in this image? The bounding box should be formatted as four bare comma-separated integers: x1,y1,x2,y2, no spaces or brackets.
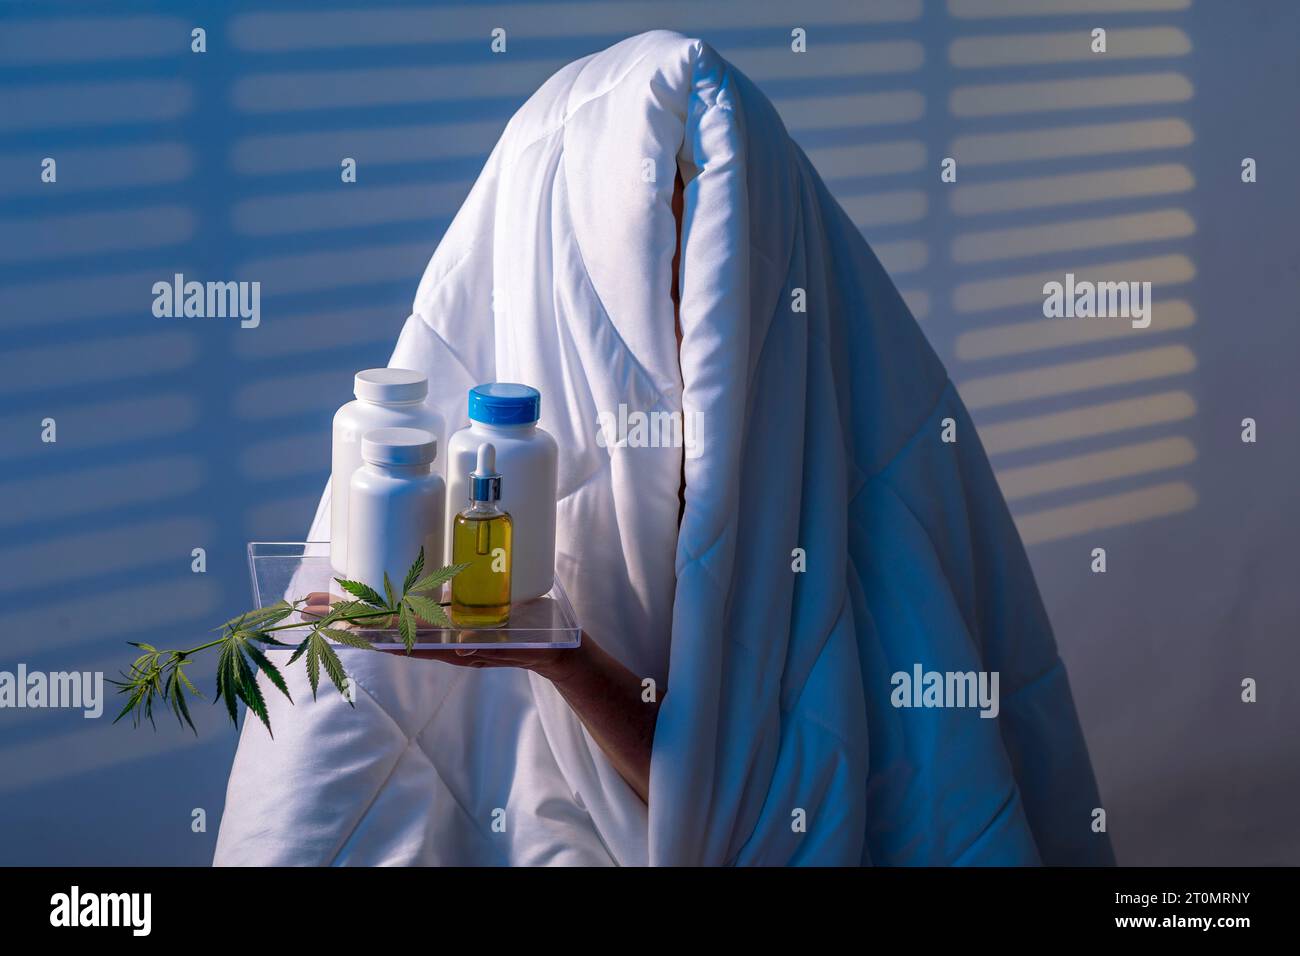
299,172,690,805
215,31,1112,867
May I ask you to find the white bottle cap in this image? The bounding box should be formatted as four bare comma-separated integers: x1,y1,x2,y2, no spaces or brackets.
470,442,501,502
354,368,427,403
361,427,437,466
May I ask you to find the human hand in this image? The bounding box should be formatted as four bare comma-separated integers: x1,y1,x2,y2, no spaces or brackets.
389,642,582,684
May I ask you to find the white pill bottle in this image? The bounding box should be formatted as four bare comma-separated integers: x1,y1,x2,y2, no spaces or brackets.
346,427,445,595
445,384,557,603
331,368,444,575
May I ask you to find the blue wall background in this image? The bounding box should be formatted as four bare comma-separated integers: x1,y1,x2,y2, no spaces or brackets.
1,0,1296,864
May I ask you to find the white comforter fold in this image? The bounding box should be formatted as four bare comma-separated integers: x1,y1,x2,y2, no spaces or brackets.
215,30,1111,867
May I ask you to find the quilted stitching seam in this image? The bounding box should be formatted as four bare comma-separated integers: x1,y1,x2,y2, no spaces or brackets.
321,666,483,863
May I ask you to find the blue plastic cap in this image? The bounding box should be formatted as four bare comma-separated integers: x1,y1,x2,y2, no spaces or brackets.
468,383,541,425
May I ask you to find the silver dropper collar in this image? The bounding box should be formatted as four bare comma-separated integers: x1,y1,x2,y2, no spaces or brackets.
470,442,501,502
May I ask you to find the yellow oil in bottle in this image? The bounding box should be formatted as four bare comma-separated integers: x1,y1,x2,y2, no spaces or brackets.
451,507,512,627
450,441,512,628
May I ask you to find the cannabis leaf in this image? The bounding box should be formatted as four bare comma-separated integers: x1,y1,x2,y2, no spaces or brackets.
320,627,376,650
243,640,291,703
402,547,425,595
165,662,199,734
395,551,468,650
109,644,166,730
403,593,453,629
110,548,466,737
398,602,417,653
333,579,385,607
407,562,468,596
315,633,349,700
215,600,298,633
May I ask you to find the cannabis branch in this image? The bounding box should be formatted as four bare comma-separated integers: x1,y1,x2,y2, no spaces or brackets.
110,549,466,736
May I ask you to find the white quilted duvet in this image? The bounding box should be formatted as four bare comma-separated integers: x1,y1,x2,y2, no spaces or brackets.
214,31,1112,866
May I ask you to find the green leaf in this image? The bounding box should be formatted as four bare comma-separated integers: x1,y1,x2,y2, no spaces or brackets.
243,640,292,703
217,601,295,633
249,603,296,629
334,578,386,608
287,634,311,666
408,563,470,596
305,637,321,699
328,600,372,617
167,668,197,735
402,547,425,596
398,602,417,653
322,601,392,630
213,644,233,725
235,649,272,735
112,694,140,727
111,678,146,726
403,594,452,629
320,627,376,651
250,630,292,647
313,634,351,702
175,662,203,699
383,572,396,610
173,683,196,734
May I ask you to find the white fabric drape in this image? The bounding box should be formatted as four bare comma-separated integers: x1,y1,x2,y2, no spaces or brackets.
215,31,1110,867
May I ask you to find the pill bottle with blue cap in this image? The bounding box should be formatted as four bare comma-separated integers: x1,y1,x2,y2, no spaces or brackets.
445,383,558,603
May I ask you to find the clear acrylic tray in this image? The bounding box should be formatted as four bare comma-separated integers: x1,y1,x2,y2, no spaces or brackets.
247,542,581,650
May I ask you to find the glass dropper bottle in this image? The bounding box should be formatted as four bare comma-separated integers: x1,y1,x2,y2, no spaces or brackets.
450,442,513,628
